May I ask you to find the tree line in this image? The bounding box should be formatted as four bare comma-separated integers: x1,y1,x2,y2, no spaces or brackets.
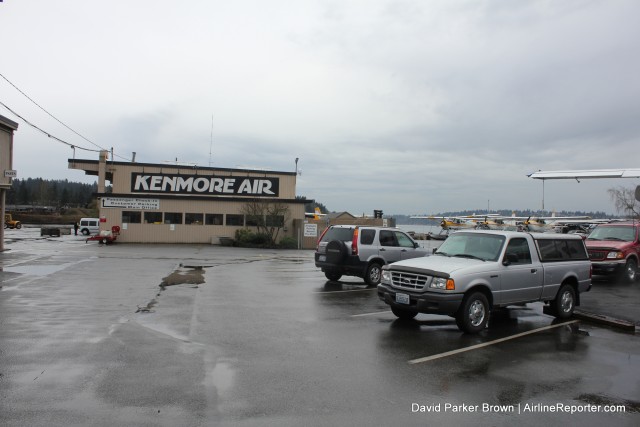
6,178,103,209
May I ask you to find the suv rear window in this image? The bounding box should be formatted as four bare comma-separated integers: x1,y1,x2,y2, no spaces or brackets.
321,227,355,242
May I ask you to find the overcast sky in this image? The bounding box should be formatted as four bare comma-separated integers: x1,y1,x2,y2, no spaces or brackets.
2,0,639,215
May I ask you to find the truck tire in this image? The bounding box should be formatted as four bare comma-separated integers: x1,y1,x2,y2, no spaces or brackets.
15,223,22,229
324,270,342,281
391,305,418,320
619,258,637,283
325,240,347,264
364,262,382,286
81,229,90,236
456,292,489,334
551,284,576,319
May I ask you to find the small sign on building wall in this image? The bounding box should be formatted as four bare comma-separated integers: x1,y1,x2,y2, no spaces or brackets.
304,223,318,237
101,197,160,210
4,170,17,178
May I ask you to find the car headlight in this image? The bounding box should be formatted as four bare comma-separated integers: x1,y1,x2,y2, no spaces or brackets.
381,270,391,283
606,251,624,259
430,277,455,290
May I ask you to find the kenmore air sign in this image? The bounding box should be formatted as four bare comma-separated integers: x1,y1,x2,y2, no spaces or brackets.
131,173,280,197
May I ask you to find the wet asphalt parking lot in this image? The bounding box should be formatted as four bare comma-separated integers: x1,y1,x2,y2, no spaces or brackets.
1,227,639,427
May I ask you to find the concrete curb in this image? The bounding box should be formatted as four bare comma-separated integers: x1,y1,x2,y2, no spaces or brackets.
574,309,637,333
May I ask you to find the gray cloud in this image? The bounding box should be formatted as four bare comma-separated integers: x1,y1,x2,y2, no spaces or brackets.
1,0,639,215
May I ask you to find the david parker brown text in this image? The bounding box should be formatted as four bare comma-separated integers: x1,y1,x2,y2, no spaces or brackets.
412,402,626,414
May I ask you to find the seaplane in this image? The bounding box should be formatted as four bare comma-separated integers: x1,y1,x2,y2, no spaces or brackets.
410,214,490,239
413,212,598,234
305,207,327,220
473,216,510,230
410,215,479,230
509,214,594,232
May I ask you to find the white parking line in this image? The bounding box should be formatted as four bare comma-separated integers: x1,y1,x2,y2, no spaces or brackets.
408,320,580,364
351,310,392,317
314,288,377,294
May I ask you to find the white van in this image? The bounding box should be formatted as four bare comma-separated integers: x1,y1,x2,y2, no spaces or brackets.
79,218,100,236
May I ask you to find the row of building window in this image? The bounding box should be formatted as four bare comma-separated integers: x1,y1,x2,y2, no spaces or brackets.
121,211,285,227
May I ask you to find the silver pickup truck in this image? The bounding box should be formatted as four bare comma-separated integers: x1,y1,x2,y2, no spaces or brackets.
377,230,592,333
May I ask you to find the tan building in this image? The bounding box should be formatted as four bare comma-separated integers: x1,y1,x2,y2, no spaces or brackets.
0,115,19,251
69,152,311,245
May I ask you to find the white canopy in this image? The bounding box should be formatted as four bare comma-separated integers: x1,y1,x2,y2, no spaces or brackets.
527,169,640,180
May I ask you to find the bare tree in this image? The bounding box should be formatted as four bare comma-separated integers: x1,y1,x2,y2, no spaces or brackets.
608,186,640,219
240,199,291,246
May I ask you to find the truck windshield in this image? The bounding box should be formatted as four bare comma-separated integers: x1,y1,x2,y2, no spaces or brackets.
587,226,636,242
434,233,505,262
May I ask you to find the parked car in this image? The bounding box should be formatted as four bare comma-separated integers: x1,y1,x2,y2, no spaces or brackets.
314,225,429,285
378,230,592,333
585,221,640,282
78,218,100,236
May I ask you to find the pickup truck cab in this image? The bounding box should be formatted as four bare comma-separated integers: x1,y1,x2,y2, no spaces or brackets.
378,230,592,333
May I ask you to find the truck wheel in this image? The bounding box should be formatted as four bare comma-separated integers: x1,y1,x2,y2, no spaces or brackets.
16,223,22,229
619,259,637,283
456,292,489,334
325,240,347,264
81,229,90,236
324,270,342,281
364,263,382,286
552,284,576,319
391,306,418,320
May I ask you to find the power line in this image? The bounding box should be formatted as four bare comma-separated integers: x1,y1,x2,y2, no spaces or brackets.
0,72,106,151
0,72,132,162
0,100,101,154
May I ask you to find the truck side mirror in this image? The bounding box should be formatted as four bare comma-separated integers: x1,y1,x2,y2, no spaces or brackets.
503,253,518,266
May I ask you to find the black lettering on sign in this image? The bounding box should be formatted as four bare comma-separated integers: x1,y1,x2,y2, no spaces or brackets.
131,173,279,197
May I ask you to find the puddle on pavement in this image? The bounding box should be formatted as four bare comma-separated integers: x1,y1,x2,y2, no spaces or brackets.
159,265,206,289
137,265,207,314
208,359,236,397
136,298,158,313
2,258,94,277
3,262,76,276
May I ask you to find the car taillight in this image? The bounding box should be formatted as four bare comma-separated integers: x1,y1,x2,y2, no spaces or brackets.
590,264,593,279
317,227,329,251
352,228,359,255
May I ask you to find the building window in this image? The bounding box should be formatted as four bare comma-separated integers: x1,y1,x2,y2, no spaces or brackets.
144,212,163,224
246,215,262,227
122,211,142,223
185,213,203,225
165,212,183,225
266,215,284,227
205,214,223,225
226,214,244,226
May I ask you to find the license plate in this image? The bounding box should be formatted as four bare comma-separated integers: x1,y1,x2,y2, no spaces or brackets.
395,293,410,305
319,255,326,262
